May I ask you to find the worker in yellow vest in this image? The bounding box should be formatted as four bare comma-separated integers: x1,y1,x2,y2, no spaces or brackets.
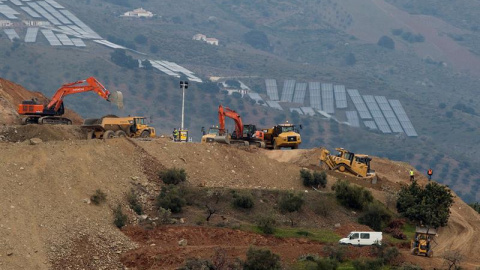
409,169,414,181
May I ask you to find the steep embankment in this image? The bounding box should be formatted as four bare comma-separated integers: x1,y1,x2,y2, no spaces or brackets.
0,78,83,125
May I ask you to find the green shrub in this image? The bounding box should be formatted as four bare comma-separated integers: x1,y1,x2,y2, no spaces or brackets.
323,244,348,263
352,258,383,270
233,193,254,209
127,188,143,215
301,169,314,186
358,203,392,231
178,258,215,270
156,185,186,213
158,168,187,185
279,192,304,213
314,171,328,188
316,258,338,270
113,204,127,228
257,216,276,234
90,189,107,205
332,180,373,210
243,247,282,270
301,169,328,188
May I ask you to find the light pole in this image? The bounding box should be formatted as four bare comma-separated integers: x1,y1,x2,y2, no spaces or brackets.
179,81,188,130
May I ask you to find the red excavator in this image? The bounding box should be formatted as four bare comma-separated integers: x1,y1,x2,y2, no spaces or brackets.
215,105,265,148
17,77,123,125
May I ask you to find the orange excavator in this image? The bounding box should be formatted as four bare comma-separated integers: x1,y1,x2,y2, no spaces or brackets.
17,77,123,125
215,105,265,148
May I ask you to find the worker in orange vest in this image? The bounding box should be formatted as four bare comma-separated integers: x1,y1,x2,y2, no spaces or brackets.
427,168,433,181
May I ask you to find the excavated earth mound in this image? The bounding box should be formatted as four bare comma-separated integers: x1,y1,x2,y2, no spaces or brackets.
0,78,83,125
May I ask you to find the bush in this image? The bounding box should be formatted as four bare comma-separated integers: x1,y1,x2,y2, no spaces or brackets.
316,258,338,270
90,189,107,205
232,193,254,209
156,185,186,213
301,169,314,186
113,204,128,228
127,189,143,215
279,192,304,213
302,170,328,188
178,258,215,270
323,244,348,263
384,219,407,239
352,258,383,270
314,171,328,188
257,216,276,234
377,36,395,49
332,180,373,210
358,203,392,231
159,168,187,185
243,247,282,270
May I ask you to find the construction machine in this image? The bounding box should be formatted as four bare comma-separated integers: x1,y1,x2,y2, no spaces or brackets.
201,126,220,143
319,148,376,181
17,77,123,125
411,227,436,258
82,115,155,139
262,122,301,149
202,105,265,147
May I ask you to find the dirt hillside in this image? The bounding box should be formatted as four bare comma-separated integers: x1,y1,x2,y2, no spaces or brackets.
264,149,480,269
0,78,83,125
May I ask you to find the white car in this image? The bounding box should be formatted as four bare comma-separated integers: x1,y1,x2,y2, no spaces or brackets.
339,231,382,246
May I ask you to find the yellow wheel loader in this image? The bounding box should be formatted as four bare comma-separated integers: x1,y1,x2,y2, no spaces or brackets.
411,227,436,258
319,148,376,181
82,115,156,139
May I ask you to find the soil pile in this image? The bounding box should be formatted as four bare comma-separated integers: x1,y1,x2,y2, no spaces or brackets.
0,78,83,125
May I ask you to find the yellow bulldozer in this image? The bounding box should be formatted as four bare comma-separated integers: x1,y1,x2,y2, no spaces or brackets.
82,115,156,139
263,122,301,149
411,227,436,258
319,148,376,181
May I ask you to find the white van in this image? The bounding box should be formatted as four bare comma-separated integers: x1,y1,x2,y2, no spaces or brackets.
339,231,382,246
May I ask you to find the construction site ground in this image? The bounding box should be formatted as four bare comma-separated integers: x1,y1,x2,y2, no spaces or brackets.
0,124,479,269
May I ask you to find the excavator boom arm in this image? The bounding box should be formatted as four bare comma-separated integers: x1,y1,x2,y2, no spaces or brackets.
47,77,111,111
218,105,243,137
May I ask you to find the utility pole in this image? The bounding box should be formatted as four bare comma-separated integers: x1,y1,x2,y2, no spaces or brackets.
179,81,188,130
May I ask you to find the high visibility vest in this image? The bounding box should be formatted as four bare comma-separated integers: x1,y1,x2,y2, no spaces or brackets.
428,169,432,175
410,170,414,176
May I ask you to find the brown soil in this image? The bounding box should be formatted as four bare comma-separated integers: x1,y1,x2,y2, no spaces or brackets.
120,225,378,270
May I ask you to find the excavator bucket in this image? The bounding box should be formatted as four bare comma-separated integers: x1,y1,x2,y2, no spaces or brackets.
214,135,230,144
109,91,124,109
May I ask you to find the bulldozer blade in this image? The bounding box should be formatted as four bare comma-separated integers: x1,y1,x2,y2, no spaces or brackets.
109,91,124,109
214,135,230,144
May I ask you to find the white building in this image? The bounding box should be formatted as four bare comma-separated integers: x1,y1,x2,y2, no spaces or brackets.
193,33,207,41
122,8,154,18
206,38,219,46
22,20,50,26
193,33,219,46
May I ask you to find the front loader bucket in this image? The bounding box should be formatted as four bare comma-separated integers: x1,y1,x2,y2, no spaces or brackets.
214,135,230,144
109,91,124,109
